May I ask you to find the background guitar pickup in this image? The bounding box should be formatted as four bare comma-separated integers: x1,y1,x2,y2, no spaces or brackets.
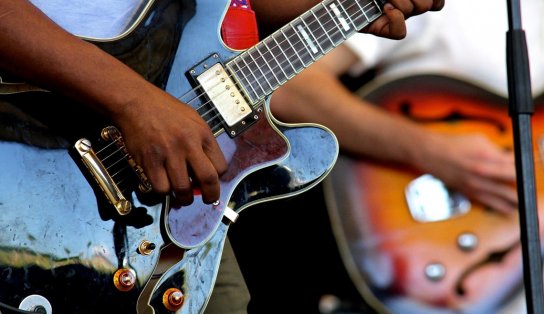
405,174,471,222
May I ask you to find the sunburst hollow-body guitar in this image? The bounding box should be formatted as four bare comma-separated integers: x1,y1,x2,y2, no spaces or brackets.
324,74,544,314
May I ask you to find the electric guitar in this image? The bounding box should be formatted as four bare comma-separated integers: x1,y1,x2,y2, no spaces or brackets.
0,0,387,312
323,74,544,313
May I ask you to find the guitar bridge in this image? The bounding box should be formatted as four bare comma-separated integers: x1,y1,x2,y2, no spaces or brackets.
74,126,152,216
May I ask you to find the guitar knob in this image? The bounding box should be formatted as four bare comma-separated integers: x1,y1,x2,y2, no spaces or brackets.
113,268,137,291
424,263,446,282
163,288,185,311
138,240,157,255
457,232,478,252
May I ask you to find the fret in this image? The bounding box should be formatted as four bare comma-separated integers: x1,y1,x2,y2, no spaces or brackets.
301,15,326,55
254,44,284,87
315,3,344,47
228,60,259,102
290,25,317,67
337,1,358,31
247,48,275,92
227,0,384,103
322,2,348,43
326,2,349,38
271,33,297,76
353,0,370,23
350,1,380,29
291,21,317,62
309,7,336,49
240,55,267,97
262,38,289,84
280,28,307,68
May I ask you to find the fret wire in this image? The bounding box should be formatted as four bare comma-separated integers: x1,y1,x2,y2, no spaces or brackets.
337,0,358,30
228,0,382,100
353,0,370,22
263,39,290,83
350,0,378,29
280,28,307,68
255,44,283,86
322,2,347,40
300,14,326,55
311,6,336,47
290,20,317,62
240,55,267,97
271,34,297,76
247,48,274,92
301,14,325,55
320,2,345,46
332,0,353,33
231,60,259,101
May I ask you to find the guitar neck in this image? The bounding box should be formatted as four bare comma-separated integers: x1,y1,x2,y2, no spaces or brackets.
227,0,385,104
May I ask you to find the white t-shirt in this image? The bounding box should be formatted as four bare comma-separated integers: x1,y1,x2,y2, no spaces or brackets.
345,0,544,98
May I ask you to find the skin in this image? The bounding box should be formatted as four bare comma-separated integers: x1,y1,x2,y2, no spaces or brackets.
270,44,518,213
0,0,444,206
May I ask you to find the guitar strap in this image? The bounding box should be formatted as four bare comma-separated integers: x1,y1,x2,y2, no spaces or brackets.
221,0,260,49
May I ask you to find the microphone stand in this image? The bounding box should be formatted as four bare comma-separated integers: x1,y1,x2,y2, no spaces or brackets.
506,0,544,312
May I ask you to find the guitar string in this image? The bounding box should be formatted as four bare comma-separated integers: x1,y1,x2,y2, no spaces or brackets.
223,0,376,93
181,0,377,128
93,0,377,186
94,0,375,186
171,0,372,112
94,0,372,157
200,1,377,136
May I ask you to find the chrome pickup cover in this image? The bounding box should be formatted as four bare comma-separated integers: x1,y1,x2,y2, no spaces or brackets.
197,63,252,127
405,174,471,222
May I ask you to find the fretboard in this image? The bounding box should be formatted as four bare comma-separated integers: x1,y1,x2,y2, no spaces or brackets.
226,0,385,104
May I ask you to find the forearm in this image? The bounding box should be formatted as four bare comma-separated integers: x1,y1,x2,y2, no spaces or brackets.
0,1,157,119
270,63,435,167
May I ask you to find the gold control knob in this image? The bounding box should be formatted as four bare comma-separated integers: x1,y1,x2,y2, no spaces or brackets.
163,288,185,312
113,268,137,292
138,240,156,255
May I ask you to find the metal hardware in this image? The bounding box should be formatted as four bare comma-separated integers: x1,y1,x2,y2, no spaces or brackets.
75,138,132,215
163,288,185,312
19,295,52,314
197,63,252,126
223,206,239,223
457,232,479,252
188,54,259,138
113,268,137,292
424,263,446,282
101,126,152,193
405,174,470,222
138,240,156,255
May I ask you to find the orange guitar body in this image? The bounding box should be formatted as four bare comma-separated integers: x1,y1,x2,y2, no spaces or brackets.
324,74,544,313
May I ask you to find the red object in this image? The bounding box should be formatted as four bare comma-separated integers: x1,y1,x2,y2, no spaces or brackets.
221,0,260,49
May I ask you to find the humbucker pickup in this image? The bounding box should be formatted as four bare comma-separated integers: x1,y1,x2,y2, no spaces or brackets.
189,54,259,138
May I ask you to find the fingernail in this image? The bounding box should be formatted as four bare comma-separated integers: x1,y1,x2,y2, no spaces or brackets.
384,3,394,10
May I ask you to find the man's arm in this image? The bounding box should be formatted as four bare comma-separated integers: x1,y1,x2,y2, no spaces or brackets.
0,0,227,205
270,44,518,213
